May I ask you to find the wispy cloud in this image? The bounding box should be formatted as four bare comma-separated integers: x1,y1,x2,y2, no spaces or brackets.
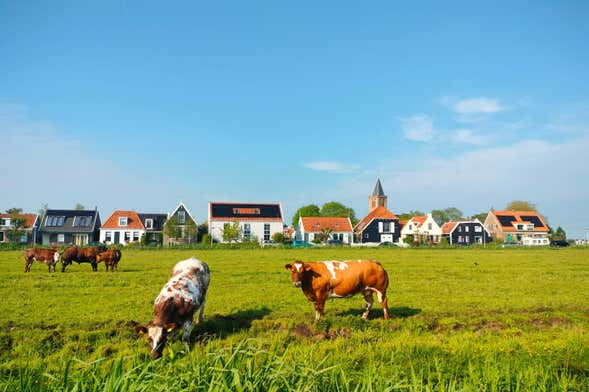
400,115,436,142
304,161,358,173
452,97,504,114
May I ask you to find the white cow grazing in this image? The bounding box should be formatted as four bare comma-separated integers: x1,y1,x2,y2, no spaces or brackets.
136,258,210,358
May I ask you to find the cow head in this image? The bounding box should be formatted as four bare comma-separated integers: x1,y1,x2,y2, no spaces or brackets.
285,261,307,287
52,251,61,266
136,322,177,359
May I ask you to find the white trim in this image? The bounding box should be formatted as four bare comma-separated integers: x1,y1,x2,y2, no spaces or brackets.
169,202,196,224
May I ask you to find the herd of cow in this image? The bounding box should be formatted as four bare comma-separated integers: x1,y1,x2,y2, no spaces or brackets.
21,247,391,359
135,257,390,359
23,246,122,273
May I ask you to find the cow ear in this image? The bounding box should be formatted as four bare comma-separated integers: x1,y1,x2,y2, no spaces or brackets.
165,323,177,333
284,264,292,271
135,325,147,335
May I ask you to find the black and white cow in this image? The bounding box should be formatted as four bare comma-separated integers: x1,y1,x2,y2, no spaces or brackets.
136,258,210,359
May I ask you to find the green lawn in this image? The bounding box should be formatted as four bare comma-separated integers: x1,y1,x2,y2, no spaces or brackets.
0,248,588,391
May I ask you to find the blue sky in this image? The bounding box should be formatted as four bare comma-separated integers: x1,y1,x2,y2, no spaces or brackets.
2,1,589,237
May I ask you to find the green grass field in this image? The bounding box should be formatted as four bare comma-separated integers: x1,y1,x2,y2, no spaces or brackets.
0,248,588,391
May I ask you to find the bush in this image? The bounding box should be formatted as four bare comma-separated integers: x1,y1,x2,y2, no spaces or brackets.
272,232,285,244
201,234,212,245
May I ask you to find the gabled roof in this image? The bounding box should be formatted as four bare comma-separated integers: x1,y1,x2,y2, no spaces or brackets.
441,222,458,235
101,211,145,229
0,213,38,228
354,206,398,233
372,179,385,197
407,215,427,228
138,213,167,231
300,217,353,233
169,202,196,224
209,202,283,222
489,210,549,232
40,209,100,233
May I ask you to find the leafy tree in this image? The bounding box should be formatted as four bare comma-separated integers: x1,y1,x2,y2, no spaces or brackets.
222,221,241,243
431,207,463,225
292,204,321,227
398,210,425,220
5,208,28,243
163,216,182,244
201,233,212,245
553,227,566,240
198,221,208,242
272,232,285,244
505,200,537,211
320,201,358,225
75,203,85,210
184,218,198,243
316,228,333,244
470,212,488,223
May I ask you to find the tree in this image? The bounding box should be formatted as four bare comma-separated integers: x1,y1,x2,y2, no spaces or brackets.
222,221,241,243
184,219,198,243
470,212,488,223
320,201,358,225
5,208,27,244
398,210,425,220
272,232,285,244
505,200,537,211
553,227,566,240
163,216,182,244
201,233,212,245
292,204,321,226
431,207,463,225
75,203,85,210
197,221,209,242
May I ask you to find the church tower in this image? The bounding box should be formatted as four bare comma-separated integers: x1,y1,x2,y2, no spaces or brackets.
369,179,387,211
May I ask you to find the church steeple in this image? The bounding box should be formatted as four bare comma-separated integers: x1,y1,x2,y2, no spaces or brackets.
369,179,387,211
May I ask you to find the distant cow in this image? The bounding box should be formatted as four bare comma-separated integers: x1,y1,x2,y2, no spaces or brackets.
136,258,210,359
61,245,106,272
96,249,122,272
24,248,60,272
285,260,390,320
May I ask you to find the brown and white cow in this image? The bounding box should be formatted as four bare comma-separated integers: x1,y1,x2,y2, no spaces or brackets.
60,245,105,272
96,249,122,272
24,248,61,272
136,258,210,359
285,260,390,320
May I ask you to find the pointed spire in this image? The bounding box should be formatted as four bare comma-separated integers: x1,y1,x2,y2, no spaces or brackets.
371,179,385,197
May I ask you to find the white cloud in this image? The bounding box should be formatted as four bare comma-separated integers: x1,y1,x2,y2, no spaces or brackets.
400,115,436,142
451,129,486,145
453,97,504,114
304,161,358,173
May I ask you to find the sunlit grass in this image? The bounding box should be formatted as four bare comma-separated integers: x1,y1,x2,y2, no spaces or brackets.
0,248,588,390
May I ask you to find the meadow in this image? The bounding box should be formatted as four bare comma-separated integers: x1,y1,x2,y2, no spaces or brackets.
0,247,588,391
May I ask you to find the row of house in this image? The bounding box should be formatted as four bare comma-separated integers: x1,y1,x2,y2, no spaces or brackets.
1,180,551,247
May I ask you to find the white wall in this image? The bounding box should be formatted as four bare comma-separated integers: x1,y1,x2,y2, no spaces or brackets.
209,220,283,243
99,228,145,246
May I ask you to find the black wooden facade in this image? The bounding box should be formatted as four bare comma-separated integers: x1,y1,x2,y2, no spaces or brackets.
443,221,491,245
358,218,400,244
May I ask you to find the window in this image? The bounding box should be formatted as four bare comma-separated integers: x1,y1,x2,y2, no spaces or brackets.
264,223,270,241
458,236,463,242
178,211,186,224
57,234,65,243
105,232,112,242
133,232,140,242
378,222,383,233
383,222,391,233
46,216,65,227
364,233,369,238
0,232,4,241
124,232,131,242
73,216,91,227
119,217,128,227
0,219,5,226
20,234,27,243
475,226,482,232
145,219,153,229
243,223,251,240
516,224,524,230
465,226,470,232
428,223,432,230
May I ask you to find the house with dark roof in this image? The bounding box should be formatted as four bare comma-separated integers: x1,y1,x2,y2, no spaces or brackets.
354,179,400,244
441,219,491,245
38,208,101,245
400,213,442,244
208,202,283,243
164,202,197,245
0,213,39,244
484,210,549,244
139,213,167,244
297,216,354,244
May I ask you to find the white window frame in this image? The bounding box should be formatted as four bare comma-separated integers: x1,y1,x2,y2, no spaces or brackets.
105,231,112,242
119,217,128,227
57,234,65,243
178,211,186,224
133,232,140,242
145,219,153,229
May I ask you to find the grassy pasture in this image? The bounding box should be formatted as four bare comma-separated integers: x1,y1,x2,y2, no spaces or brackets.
0,248,588,391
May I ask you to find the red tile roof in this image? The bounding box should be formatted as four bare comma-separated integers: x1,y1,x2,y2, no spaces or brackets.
101,211,145,229
301,217,353,232
408,215,427,228
441,221,458,234
0,213,38,228
354,206,398,232
490,210,549,232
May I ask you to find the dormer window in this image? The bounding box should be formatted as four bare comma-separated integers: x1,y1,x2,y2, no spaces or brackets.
178,211,186,224
145,219,153,229
119,217,128,227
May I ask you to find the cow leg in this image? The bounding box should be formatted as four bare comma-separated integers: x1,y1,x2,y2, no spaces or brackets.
25,259,32,273
361,289,374,320
182,320,193,343
196,300,206,324
92,262,97,272
314,299,326,321
47,262,51,273
380,295,390,320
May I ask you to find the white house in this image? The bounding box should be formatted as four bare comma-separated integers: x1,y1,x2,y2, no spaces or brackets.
208,202,283,243
297,216,354,244
400,213,442,244
99,210,146,246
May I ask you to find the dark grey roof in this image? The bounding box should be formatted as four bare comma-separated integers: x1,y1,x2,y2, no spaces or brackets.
40,209,101,233
210,202,282,220
138,213,167,231
372,179,385,197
